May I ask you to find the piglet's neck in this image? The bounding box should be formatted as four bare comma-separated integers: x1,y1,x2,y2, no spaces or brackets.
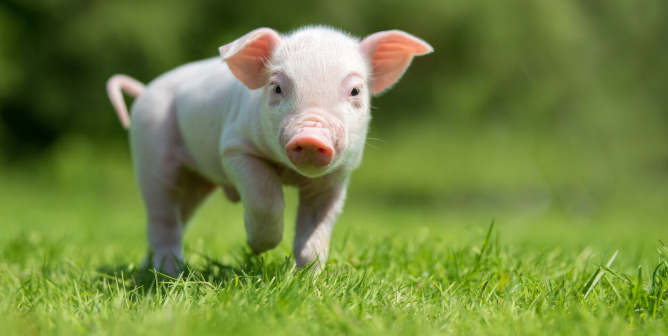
240,94,286,165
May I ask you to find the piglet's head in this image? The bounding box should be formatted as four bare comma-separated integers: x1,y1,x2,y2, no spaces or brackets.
220,27,432,177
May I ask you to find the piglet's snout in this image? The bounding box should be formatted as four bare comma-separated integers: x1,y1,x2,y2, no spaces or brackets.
286,127,335,166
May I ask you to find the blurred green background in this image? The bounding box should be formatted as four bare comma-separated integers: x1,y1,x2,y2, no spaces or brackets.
1,0,667,262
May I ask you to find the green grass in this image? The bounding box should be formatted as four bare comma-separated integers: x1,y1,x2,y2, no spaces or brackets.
2,133,668,335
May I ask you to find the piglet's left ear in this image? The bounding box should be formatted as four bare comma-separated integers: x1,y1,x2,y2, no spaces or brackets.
359,30,433,94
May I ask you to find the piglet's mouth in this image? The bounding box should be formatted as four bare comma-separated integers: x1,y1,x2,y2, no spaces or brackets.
285,127,335,167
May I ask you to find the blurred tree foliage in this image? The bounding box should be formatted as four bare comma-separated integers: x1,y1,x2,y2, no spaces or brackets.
0,0,666,160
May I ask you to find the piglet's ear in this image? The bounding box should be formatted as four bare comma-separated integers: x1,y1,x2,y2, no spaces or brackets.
359,30,433,94
219,28,282,90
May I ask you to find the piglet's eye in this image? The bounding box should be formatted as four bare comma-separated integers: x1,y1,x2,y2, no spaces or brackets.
351,88,361,96
273,85,282,94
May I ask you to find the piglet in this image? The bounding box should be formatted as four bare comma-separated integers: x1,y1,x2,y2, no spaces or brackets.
106,26,432,274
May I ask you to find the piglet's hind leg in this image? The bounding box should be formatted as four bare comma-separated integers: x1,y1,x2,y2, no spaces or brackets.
130,91,216,276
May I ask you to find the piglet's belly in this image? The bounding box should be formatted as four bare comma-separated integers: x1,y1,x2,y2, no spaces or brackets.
175,107,229,185
177,127,229,186
184,146,230,186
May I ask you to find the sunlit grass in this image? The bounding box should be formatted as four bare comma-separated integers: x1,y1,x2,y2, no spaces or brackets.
3,221,668,335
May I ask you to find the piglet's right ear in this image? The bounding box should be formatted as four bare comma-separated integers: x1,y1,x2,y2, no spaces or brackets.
219,28,282,90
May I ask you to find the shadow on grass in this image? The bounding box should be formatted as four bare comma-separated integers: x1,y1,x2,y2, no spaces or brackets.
94,248,304,295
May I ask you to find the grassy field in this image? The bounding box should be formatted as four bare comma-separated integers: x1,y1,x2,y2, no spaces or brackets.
2,128,668,335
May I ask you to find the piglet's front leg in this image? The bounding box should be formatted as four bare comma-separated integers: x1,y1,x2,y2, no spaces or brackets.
293,183,347,270
224,153,285,254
